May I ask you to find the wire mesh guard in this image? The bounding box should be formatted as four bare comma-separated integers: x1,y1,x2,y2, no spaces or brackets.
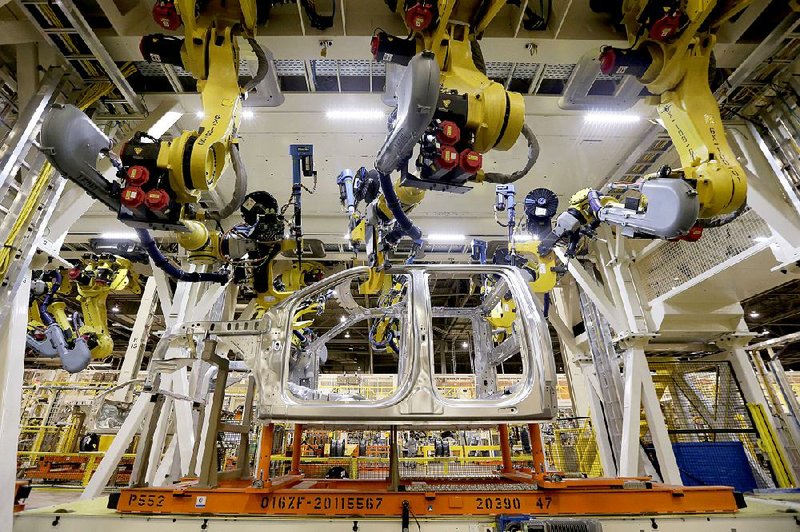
645,360,775,489
635,209,772,300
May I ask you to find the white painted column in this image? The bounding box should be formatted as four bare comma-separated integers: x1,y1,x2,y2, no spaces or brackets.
637,350,681,485
81,391,155,499
112,277,158,402
729,125,800,248
0,273,30,529
618,347,681,484
15,42,38,109
550,285,589,416
725,341,779,416
618,348,644,478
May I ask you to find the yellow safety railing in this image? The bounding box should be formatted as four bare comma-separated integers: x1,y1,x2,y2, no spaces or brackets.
748,403,797,488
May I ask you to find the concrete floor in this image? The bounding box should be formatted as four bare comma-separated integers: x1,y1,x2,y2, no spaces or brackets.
22,487,82,509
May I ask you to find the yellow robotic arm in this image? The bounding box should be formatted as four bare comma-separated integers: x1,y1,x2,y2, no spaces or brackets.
340,3,540,292
26,256,141,372
154,0,256,202
70,255,142,359
373,0,534,192
41,0,265,247
597,0,751,218
538,1,753,255
127,0,260,223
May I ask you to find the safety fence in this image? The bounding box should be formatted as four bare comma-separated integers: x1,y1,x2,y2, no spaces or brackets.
635,209,772,301
646,360,776,489
541,419,603,478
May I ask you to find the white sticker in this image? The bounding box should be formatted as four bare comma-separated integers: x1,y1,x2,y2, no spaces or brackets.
243,197,257,210
195,496,207,508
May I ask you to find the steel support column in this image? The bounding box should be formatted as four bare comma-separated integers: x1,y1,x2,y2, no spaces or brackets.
112,276,157,402
0,272,29,529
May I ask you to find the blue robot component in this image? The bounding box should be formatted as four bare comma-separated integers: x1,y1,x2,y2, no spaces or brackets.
471,239,488,264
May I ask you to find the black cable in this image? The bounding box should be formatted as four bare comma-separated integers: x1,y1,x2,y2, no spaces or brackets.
407,503,422,532
242,38,270,93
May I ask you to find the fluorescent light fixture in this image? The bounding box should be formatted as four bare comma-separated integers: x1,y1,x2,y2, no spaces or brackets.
111,305,120,313
461,341,469,349
326,109,386,121
344,332,351,339
427,234,466,242
147,110,183,138
99,231,138,240
242,110,254,119
754,236,771,243
340,315,347,323
195,111,205,119
584,112,641,124
749,311,760,318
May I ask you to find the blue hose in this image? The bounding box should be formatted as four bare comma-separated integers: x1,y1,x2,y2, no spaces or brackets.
586,190,603,215
375,170,423,244
39,271,62,326
383,227,406,246
136,228,229,284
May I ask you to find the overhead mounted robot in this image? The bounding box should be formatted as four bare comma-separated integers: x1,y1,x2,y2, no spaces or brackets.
40,0,327,313
337,0,541,292
541,0,753,256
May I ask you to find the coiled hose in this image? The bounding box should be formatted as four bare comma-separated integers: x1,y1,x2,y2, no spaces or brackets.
136,229,229,284
207,143,248,221
376,170,423,244
483,124,540,184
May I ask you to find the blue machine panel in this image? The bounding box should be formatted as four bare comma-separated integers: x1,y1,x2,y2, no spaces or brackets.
672,441,757,492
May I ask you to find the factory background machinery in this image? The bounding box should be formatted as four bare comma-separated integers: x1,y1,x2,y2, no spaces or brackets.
1,0,800,531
